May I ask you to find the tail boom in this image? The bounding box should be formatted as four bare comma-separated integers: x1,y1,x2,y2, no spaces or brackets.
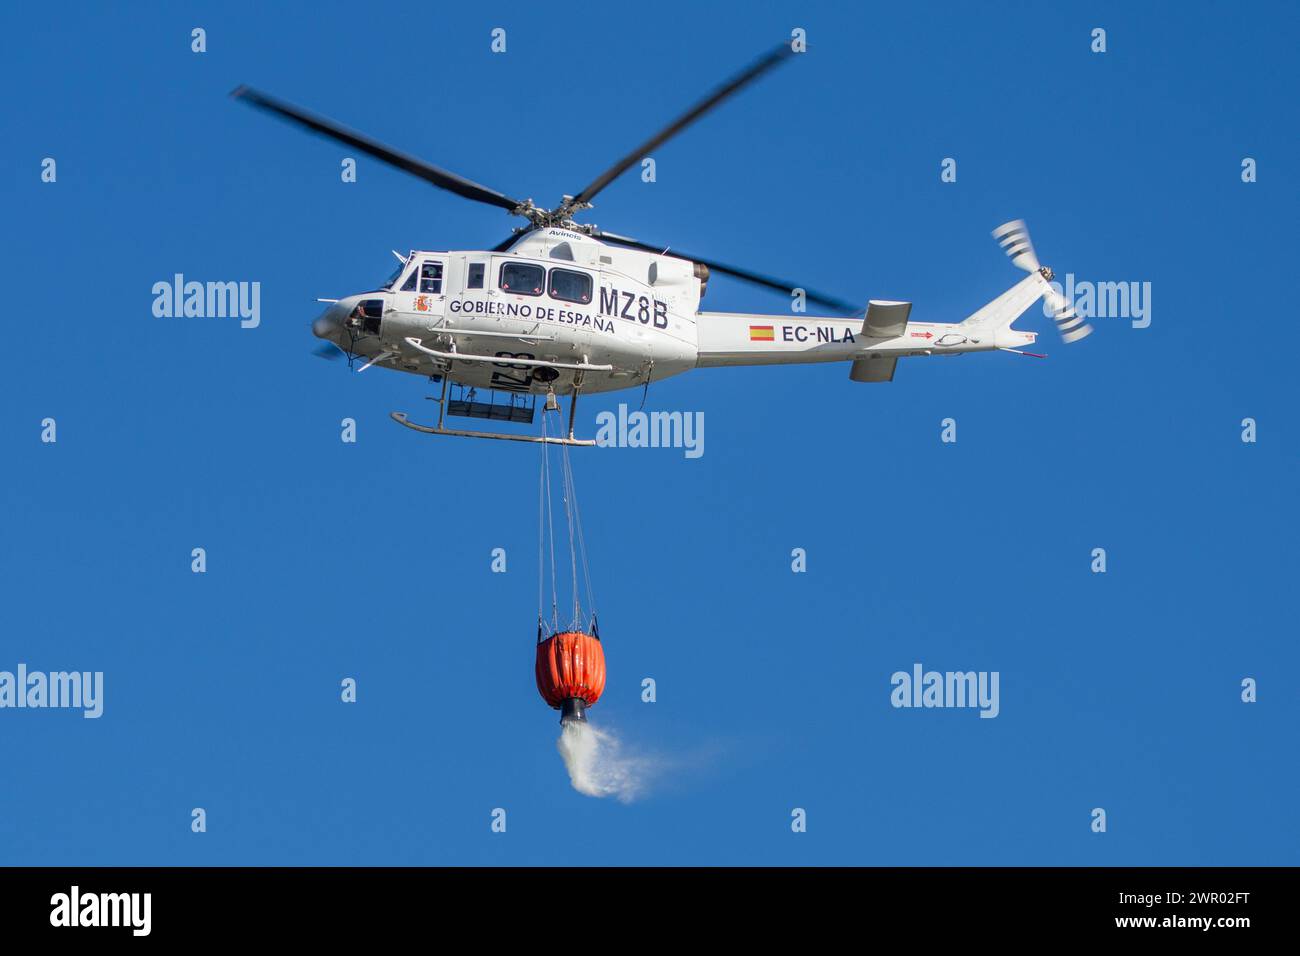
694,307,1028,369
693,218,1081,376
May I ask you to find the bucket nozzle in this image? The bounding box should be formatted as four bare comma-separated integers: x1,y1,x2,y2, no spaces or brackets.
559,697,587,725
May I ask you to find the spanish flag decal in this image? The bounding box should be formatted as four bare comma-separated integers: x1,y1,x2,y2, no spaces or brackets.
749,325,775,341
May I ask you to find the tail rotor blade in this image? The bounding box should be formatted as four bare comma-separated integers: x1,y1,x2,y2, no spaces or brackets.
1044,288,1093,344
992,219,1040,273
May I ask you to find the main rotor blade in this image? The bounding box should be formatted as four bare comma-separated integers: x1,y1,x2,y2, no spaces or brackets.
568,43,795,209
596,232,859,316
231,86,524,212
491,231,527,252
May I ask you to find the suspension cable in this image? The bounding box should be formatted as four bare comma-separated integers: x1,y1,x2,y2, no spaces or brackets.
539,410,559,633
561,439,597,628
537,398,598,636
537,422,545,634
560,442,580,629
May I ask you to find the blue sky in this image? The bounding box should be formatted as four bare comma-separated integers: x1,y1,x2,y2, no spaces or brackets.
2,1,1296,865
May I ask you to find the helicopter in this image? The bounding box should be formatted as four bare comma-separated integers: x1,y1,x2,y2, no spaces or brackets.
232,43,1090,446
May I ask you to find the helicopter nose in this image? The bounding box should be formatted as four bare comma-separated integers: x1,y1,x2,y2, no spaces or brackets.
313,301,347,338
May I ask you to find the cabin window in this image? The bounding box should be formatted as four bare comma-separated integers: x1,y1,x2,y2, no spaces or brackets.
467,263,485,289
418,261,443,294
499,261,545,296
548,268,592,304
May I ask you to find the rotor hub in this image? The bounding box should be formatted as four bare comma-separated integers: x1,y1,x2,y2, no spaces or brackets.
510,197,599,233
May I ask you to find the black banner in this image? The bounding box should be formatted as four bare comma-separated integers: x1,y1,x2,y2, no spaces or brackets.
0,867,1283,940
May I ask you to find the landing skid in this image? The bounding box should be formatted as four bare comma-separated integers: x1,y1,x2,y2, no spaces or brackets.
390,412,596,446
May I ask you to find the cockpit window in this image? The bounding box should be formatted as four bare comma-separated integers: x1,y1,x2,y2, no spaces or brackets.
418,261,443,294
499,261,544,296
548,268,592,304
400,268,418,292
384,261,406,289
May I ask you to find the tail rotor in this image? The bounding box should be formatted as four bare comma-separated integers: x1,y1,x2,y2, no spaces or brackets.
992,219,1092,344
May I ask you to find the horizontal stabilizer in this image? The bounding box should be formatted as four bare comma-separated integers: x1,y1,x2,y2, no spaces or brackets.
849,355,898,383
863,300,912,338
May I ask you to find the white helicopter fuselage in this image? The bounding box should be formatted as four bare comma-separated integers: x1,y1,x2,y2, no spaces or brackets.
314,226,1043,395
317,228,696,395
